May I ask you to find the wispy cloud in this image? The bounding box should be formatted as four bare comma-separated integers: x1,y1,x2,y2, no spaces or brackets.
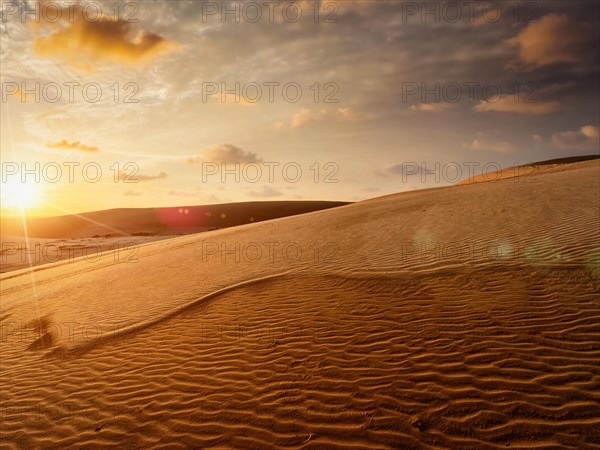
187,144,262,164
46,139,99,153
552,125,599,150
463,136,515,153
473,96,560,115
289,108,375,128
410,103,453,113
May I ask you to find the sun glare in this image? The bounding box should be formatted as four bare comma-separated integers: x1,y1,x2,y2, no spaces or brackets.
1,180,41,210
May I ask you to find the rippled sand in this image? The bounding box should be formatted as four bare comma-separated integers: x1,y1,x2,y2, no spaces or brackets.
1,160,598,449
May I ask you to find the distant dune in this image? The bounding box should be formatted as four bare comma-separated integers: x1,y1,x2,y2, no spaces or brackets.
1,159,599,448
0,201,350,239
457,154,599,186
0,201,349,273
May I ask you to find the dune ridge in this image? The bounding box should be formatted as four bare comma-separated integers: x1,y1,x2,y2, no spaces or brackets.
1,160,599,448
457,154,600,186
0,201,350,239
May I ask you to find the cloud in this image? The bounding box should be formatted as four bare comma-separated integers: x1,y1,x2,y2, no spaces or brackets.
137,171,167,181
248,186,283,198
473,96,560,114
463,137,515,153
291,108,315,128
552,125,599,150
410,103,453,112
290,107,374,128
506,14,591,68
32,4,179,71
46,139,99,152
188,144,262,164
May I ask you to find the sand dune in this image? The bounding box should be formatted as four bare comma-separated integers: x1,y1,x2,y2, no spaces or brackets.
457,154,599,186
1,160,599,448
0,201,350,239
0,201,348,274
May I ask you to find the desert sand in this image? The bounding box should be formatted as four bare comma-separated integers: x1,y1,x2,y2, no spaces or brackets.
0,201,348,273
0,201,349,239
1,159,599,448
456,155,600,186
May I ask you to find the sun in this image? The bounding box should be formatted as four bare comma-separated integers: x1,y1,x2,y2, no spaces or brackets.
1,179,41,210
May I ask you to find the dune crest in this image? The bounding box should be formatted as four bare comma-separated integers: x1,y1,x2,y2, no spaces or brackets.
457,155,599,186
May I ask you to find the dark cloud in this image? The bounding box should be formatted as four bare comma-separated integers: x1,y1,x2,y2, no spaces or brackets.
506,13,596,69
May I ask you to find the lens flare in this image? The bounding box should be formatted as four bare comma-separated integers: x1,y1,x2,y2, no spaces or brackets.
1,180,41,210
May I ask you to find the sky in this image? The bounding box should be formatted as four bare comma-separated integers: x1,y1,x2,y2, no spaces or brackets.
1,0,599,216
